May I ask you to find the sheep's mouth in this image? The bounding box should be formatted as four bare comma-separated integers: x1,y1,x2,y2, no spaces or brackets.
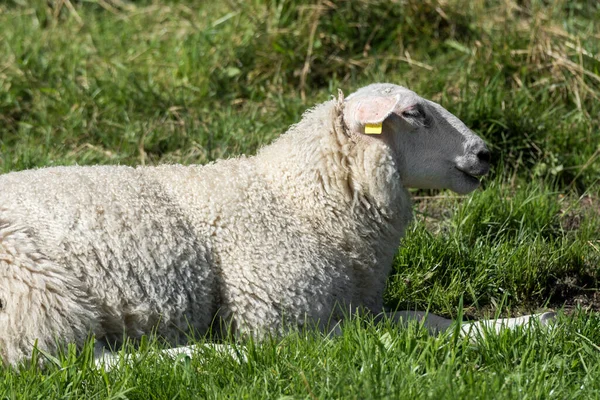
456,167,482,185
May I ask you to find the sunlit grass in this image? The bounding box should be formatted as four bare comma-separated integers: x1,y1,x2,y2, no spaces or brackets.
2,313,599,399
0,0,599,398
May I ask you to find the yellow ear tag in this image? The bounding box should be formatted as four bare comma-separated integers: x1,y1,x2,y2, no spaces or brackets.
364,123,383,134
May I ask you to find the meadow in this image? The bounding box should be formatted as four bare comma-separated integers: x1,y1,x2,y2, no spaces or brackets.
0,0,599,398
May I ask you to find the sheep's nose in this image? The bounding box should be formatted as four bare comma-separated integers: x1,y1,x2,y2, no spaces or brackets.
476,148,491,163
458,139,491,177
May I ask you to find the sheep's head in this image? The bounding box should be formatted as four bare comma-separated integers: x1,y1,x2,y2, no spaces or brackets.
343,83,490,195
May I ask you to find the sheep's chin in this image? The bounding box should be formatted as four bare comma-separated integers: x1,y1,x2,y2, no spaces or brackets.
451,170,481,194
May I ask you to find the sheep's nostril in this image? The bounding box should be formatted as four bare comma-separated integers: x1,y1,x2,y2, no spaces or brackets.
476,148,491,163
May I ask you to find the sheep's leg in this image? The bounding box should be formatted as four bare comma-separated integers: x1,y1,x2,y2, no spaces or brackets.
0,265,92,366
94,343,248,370
384,310,556,338
382,311,454,334
457,312,556,338
0,231,97,366
94,344,201,369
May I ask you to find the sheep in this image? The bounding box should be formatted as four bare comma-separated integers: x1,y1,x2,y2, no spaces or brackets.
0,83,553,367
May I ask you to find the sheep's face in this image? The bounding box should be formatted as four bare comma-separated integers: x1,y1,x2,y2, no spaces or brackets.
343,84,490,195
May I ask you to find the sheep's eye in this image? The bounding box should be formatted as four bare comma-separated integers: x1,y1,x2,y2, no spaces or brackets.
402,105,431,128
402,108,422,118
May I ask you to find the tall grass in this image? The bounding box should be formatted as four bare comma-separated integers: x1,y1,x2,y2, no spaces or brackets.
1,0,599,186
2,314,600,398
388,177,599,316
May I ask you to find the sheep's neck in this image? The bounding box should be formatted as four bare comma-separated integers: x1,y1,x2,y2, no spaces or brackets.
255,100,411,236
254,100,412,310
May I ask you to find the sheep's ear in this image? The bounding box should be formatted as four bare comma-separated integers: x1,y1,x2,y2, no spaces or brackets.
343,94,401,136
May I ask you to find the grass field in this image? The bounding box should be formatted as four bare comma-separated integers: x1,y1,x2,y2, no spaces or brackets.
0,0,599,398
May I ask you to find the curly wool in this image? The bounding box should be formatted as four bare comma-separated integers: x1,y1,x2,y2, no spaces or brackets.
0,93,412,365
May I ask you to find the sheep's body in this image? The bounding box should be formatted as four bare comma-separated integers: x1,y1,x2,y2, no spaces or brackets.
0,94,412,365
1,83,553,367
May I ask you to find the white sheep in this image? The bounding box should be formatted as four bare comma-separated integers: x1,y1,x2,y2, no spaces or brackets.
0,83,553,367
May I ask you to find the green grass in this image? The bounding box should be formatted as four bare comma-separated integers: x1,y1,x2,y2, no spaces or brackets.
0,0,599,398
2,314,600,399
388,178,600,317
